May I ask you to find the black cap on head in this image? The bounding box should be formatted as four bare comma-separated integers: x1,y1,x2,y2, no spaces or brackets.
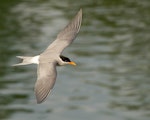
60,55,71,62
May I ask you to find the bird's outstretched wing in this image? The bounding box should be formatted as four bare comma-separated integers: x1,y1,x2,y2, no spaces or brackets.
34,63,57,104
42,9,82,55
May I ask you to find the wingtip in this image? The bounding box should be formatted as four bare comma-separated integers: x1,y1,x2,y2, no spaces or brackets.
36,100,42,104
79,8,82,12
78,8,82,15
35,89,52,104
36,96,45,104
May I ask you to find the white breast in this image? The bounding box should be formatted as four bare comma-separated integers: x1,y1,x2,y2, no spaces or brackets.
31,55,40,64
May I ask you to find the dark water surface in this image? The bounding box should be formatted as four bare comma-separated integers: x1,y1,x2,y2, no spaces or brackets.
0,0,150,120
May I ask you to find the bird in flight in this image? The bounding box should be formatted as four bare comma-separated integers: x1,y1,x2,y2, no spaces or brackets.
13,9,82,104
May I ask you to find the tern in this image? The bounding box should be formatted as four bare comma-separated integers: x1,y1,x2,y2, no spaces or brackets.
13,9,82,104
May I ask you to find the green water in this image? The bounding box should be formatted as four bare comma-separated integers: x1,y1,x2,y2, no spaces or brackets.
0,0,150,120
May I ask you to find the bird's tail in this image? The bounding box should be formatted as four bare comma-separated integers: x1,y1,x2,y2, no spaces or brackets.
12,56,33,66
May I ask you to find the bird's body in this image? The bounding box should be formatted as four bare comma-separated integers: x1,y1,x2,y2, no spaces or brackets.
13,9,82,104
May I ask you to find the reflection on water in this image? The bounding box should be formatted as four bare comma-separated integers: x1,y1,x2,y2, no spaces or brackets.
0,0,150,120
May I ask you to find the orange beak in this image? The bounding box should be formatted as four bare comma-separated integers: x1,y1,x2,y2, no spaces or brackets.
69,61,76,66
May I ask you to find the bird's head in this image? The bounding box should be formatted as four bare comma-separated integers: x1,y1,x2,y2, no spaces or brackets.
59,55,76,66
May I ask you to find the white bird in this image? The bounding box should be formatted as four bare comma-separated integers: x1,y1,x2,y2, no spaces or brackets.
13,9,82,104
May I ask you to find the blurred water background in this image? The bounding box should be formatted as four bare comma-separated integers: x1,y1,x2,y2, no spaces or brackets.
0,0,150,120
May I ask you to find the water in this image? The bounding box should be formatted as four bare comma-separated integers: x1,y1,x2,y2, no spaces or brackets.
0,0,150,120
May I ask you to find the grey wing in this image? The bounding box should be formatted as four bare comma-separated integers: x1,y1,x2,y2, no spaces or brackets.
34,63,57,104
42,9,82,55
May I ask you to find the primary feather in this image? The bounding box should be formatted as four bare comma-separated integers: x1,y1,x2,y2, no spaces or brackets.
42,9,82,55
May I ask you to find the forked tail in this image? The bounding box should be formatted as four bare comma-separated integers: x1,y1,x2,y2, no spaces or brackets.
12,56,33,66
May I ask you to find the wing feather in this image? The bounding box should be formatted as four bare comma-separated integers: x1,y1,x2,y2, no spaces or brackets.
34,63,57,104
42,9,82,55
